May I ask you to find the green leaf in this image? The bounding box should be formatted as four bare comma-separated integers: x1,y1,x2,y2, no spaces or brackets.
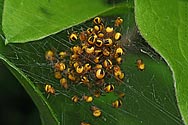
135,0,188,124
0,7,184,125
0,54,59,125
0,32,184,125
2,0,124,44
0,1,184,125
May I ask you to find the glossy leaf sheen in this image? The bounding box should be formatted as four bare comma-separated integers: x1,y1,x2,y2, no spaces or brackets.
3,0,113,44
135,0,188,124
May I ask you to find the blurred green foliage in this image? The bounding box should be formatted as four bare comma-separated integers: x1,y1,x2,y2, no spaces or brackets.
0,62,40,125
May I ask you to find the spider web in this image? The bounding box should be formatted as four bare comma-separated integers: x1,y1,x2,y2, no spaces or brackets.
1,0,184,125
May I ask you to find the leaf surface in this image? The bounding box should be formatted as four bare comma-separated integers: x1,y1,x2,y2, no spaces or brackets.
135,0,188,124
0,0,184,125
3,0,122,44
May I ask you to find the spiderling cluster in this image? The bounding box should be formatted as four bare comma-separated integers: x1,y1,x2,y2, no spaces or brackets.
45,17,125,120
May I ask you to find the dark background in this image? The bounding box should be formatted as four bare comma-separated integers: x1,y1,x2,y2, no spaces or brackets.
0,62,41,125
